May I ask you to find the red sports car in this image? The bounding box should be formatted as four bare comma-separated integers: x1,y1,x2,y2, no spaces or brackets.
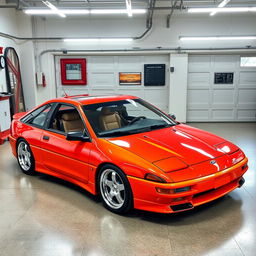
9,94,248,214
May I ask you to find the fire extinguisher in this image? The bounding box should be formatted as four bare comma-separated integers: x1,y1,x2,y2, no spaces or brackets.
36,72,46,87
42,73,46,87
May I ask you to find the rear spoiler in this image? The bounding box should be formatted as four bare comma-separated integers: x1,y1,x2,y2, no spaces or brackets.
13,112,27,120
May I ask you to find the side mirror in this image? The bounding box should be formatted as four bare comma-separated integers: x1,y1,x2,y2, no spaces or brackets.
169,113,176,120
66,131,90,142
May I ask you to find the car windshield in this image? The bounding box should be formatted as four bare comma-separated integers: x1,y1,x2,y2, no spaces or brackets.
83,98,176,138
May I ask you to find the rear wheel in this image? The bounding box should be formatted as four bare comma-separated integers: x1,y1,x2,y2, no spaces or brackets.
98,165,133,214
17,139,35,175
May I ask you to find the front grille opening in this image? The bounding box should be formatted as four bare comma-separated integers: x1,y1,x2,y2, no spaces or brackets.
193,189,215,198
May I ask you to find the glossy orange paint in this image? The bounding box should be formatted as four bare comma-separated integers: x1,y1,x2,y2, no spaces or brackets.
9,95,249,213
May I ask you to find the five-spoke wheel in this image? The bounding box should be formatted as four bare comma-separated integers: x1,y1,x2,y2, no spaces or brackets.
98,165,133,214
17,139,35,175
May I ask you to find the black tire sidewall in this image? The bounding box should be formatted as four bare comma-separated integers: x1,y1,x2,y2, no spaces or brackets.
16,139,35,175
97,164,133,214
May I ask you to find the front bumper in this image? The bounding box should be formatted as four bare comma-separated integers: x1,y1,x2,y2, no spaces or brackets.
127,157,248,213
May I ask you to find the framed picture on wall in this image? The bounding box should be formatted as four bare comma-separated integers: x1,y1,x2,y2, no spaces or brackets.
60,58,87,85
119,72,142,85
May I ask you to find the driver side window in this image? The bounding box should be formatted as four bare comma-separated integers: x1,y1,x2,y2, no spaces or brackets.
49,104,85,134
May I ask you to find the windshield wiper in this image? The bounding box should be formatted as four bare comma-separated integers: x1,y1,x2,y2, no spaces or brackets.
99,127,152,137
149,123,172,130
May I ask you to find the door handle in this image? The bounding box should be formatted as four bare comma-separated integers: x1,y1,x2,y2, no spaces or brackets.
43,135,50,141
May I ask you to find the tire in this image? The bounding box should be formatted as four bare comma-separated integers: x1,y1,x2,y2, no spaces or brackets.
16,139,35,175
98,164,133,214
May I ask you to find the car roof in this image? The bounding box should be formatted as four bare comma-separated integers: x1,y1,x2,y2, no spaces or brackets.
46,94,139,106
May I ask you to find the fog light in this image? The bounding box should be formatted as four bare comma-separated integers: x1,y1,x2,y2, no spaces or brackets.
174,186,190,193
156,187,174,194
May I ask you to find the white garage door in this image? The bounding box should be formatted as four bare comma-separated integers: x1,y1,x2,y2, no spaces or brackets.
187,55,256,122
55,55,169,113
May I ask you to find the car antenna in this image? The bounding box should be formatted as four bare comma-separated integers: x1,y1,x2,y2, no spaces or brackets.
63,89,69,97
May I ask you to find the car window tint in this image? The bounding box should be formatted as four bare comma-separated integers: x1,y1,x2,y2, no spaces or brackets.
49,104,85,134
29,105,52,127
22,104,51,126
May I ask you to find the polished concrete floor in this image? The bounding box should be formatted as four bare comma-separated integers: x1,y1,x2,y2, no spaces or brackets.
0,122,255,256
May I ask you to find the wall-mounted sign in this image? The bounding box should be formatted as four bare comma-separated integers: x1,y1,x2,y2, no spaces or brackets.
144,64,165,86
214,72,234,84
119,72,141,85
60,58,87,85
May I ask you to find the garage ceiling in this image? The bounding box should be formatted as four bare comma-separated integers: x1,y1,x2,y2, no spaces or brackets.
3,0,256,11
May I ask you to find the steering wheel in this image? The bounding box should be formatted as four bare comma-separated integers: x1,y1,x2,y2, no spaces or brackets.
128,116,146,125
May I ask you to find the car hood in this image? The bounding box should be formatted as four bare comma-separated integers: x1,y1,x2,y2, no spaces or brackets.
106,124,229,166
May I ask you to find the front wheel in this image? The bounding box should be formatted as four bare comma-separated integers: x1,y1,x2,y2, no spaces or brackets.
98,165,133,214
17,139,35,175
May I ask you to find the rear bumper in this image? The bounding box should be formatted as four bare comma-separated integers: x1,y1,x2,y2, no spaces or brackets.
128,157,248,213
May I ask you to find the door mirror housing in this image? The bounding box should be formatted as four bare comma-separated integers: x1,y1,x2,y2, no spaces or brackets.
169,113,176,120
66,131,90,142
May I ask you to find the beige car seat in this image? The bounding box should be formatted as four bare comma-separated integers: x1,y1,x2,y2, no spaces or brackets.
61,112,84,133
99,107,121,131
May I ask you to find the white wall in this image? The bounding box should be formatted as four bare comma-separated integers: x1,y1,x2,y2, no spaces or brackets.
0,8,19,92
1,10,256,118
16,13,37,110
31,13,256,109
169,54,188,122
0,9,36,110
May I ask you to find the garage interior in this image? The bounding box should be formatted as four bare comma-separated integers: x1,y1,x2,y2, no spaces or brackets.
0,0,256,256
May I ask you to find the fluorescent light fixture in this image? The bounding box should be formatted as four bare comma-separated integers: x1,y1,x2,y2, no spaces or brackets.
180,36,256,41
126,0,133,17
210,0,231,16
63,38,133,42
24,8,146,16
218,0,231,8
60,10,90,14
25,9,55,15
90,9,146,14
188,7,256,13
42,1,66,17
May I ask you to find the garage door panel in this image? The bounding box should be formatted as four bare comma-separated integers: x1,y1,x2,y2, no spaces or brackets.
91,89,116,95
188,54,256,122
188,73,210,88
57,88,89,97
91,56,115,71
239,71,256,88
237,110,256,121
187,89,210,108
56,55,169,114
188,56,211,72
212,109,235,120
213,56,238,70
212,89,235,108
118,56,142,70
117,89,144,97
237,89,256,108
187,110,209,121
91,72,115,87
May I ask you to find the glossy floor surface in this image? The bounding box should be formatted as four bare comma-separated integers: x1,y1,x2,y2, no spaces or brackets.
0,122,255,256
